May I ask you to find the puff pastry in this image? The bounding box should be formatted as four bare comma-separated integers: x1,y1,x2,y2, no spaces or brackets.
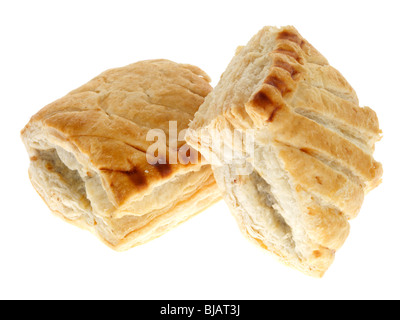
186,26,383,277
22,59,221,251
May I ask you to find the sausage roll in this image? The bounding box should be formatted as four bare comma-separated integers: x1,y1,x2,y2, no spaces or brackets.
186,27,382,277
22,59,221,251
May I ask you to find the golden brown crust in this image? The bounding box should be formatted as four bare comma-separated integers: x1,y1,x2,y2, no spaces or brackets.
23,60,213,207
246,27,363,122
22,59,222,250
245,27,382,189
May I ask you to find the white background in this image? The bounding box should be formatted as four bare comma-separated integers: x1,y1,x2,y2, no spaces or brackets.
1,0,399,300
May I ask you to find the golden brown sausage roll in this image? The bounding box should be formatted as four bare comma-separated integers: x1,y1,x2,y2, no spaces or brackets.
22,59,221,251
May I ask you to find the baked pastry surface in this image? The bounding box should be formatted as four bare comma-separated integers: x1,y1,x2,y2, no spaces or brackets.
186,26,382,277
22,59,221,251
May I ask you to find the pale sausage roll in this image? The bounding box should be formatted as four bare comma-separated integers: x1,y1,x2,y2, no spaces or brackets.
186,27,382,277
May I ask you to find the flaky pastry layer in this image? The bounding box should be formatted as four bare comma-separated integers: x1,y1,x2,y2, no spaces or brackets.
186,26,382,277
22,59,221,250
